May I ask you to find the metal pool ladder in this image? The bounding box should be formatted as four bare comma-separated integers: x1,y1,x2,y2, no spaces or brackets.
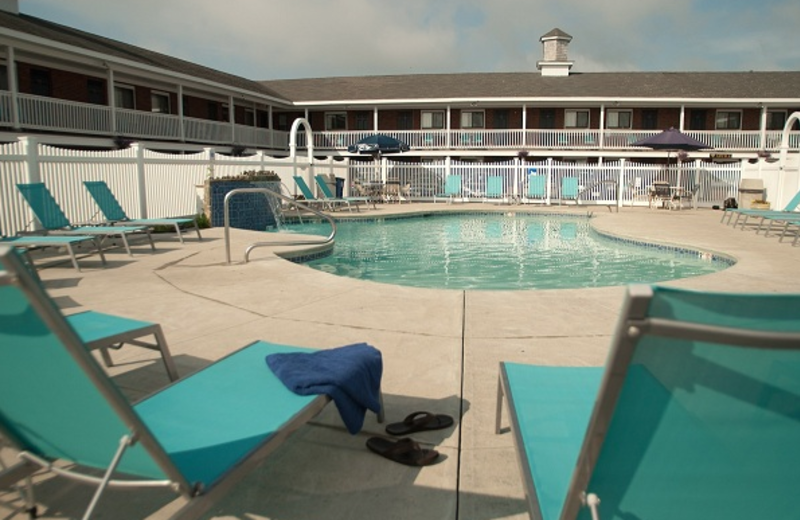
223,187,336,264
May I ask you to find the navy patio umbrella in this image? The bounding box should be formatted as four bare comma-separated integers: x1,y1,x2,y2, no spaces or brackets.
632,127,711,193
347,134,410,154
631,127,709,152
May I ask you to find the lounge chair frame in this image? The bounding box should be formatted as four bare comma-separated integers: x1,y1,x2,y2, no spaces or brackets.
497,284,800,520
16,183,155,256
83,181,202,244
66,310,179,381
0,245,381,519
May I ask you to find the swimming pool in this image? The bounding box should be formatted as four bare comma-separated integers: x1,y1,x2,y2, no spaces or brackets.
274,212,732,290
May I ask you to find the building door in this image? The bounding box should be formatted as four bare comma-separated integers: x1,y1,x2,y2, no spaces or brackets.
540,109,556,129
689,110,707,130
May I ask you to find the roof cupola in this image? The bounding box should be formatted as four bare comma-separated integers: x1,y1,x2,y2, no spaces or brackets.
537,28,573,77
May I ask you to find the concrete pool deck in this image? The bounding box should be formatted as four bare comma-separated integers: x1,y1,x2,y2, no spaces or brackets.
2,204,799,519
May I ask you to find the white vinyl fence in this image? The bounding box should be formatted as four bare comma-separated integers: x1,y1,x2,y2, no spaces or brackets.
0,137,755,237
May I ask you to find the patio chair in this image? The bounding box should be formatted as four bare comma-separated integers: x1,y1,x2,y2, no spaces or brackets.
16,183,155,256
435,174,463,203
521,172,547,204
1,231,106,271
0,244,383,519
496,284,800,520
648,180,677,209
313,174,371,211
292,175,333,211
83,181,201,244
483,176,511,204
560,177,580,205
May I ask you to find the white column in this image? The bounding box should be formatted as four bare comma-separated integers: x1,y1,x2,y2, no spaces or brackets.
228,95,235,144
106,66,116,134
759,105,768,151
599,104,606,149
7,45,20,129
373,107,379,133
446,106,452,149
679,106,685,131
177,84,185,142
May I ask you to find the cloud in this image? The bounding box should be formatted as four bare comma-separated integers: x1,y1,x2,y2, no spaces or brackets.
24,0,800,79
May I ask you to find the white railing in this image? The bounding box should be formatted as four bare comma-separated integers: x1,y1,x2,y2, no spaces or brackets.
116,108,181,140
17,93,111,135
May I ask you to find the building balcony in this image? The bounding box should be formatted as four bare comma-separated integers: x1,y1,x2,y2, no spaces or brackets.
0,91,797,154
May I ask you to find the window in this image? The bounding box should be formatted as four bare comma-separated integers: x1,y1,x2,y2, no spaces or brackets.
564,109,589,128
244,108,255,126
87,79,105,105
606,109,632,129
540,109,556,129
397,111,413,130
767,110,787,131
221,103,229,122
114,85,135,109
325,112,347,131
421,110,445,129
30,68,51,97
494,109,509,129
715,110,741,130
460,110,484,129
642,109,659,130
151,91,170,113
354,111,370,131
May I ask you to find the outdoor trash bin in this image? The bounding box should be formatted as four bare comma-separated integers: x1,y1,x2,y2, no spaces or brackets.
738,179,766,209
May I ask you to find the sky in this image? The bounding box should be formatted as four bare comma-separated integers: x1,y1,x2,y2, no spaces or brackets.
22,0,800,81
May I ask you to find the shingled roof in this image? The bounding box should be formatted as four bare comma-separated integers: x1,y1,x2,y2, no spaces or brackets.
1,10,798,109
262,71,800,104
0,11,289,101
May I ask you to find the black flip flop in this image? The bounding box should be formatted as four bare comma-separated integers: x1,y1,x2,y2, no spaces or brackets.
366,437,439,466
385,411,454,436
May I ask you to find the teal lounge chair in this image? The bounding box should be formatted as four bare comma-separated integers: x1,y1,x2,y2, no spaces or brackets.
0,231,105,271
497,285,800,520
436,174,463,203
560,177,579,205
313,174,371,211
483,176,511,204
292,175,332,211
16,183,155,256
83,181,201,244
722,187,800,227
0,245,382,519
521,172,547,204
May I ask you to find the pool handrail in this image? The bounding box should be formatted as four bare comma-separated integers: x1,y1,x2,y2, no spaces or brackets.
223,187,336,264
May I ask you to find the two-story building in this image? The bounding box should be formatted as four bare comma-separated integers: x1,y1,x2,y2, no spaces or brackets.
1,2,798,166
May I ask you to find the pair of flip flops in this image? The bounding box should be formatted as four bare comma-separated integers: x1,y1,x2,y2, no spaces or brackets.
366,411,454,466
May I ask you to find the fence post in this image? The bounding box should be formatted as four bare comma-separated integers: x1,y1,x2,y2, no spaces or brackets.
617,158,626,209
546,157,553,205
21,136,40,184
132,143,148,219
513,157,520,201
21,136,41,230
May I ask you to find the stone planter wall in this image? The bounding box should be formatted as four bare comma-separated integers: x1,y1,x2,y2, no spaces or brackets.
204,179,281,230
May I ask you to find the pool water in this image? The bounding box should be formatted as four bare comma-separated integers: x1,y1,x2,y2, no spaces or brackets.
273,213,731,290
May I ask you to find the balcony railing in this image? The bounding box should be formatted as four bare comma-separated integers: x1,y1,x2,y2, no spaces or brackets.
0,92,287,149
303,129,799,153
1,92,798,153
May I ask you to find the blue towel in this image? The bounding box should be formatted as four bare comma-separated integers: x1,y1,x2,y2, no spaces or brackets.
266,343,383,434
